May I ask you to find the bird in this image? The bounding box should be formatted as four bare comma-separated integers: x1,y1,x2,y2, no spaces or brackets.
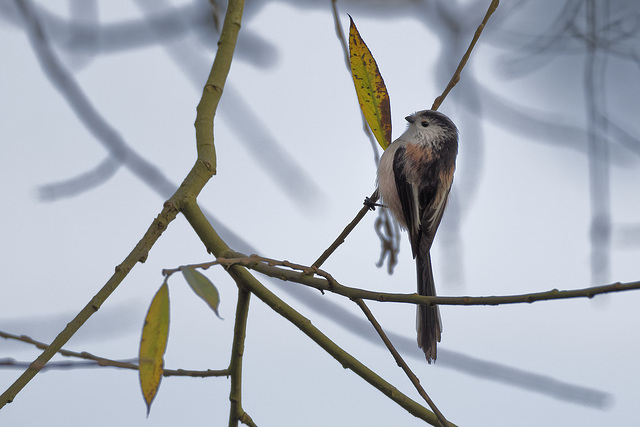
377,109,458,363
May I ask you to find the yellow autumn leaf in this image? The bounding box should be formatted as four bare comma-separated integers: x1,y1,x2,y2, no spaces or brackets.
348,16,392,150
139,282,170,415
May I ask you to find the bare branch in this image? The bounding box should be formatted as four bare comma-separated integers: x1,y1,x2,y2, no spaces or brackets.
432,0,500,110
218,254,640,307
228,288,252,427
354,299,452,427
0,0,244,409
312,189,379,269
0,330,228,377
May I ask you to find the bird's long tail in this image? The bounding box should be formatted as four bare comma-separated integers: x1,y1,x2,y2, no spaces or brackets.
416,252,442,363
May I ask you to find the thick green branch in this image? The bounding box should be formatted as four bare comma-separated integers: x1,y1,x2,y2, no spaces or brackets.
195,0,244,167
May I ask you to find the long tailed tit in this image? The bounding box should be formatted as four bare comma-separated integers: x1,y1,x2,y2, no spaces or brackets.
377,110,458,363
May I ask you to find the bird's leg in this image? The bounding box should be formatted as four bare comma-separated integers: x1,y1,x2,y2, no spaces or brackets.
364,197,385,211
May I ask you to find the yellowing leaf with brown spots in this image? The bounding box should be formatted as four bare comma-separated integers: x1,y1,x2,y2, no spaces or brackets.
349,16,392,150
139,283,170,415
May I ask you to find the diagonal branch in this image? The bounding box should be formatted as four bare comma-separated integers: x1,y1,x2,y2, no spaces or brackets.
0,0,244,409
354,299,452,427
0,197,178,409
329,4,399,272
431,0,500,110
313,189,379,268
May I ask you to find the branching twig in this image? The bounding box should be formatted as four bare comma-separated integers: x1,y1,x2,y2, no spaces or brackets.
353,299,452,427
0,331,229,377
0,0,243,409
181,200,449,426
0,201,179,409
238,411,257,427
217,254,640,307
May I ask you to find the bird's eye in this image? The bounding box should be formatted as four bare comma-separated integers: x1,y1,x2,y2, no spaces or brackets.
421,121,429,127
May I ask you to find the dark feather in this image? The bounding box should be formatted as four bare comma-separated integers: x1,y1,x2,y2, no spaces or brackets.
416,250,441,363
392,146,419,255
393,145,444,362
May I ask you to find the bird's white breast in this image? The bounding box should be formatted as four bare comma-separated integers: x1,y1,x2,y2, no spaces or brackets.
377,140,408,229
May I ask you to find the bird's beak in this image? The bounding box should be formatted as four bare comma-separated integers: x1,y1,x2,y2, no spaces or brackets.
405,115,415,124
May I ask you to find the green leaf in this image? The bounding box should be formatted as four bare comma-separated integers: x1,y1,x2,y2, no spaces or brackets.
348,15,392,150
139,282,170,416
182,267,222,319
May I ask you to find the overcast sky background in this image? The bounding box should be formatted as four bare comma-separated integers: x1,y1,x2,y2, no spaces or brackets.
1,1,640,426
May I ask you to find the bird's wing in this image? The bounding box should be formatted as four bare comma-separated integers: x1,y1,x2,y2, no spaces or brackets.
392,145,420,257
418,163,455,251
393,144,456,257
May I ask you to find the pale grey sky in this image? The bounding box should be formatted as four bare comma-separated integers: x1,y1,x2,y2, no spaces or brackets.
1,1,640,426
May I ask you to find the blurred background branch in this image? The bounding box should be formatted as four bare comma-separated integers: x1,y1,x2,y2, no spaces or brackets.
1,0,638,424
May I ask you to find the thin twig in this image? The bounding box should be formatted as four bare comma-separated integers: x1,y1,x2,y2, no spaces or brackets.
331,0,350,69
162,260,221,277
0,330,228,377
353,299,452,427
431,0,500,110
0,202,178,409
329,5,399,274
312,189,379,268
